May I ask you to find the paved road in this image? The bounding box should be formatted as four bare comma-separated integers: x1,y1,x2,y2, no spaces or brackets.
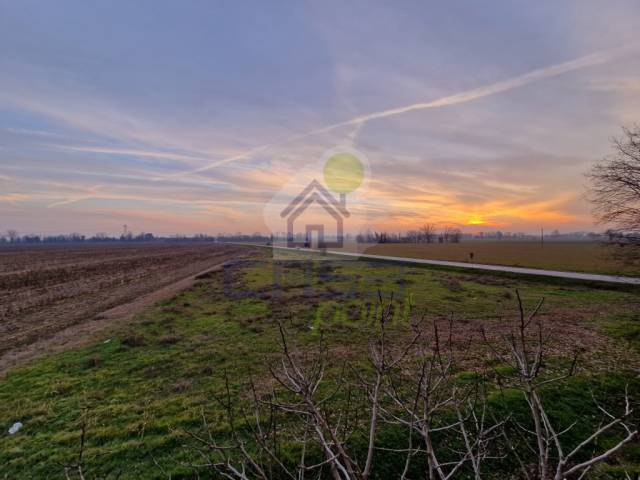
236,243,640,286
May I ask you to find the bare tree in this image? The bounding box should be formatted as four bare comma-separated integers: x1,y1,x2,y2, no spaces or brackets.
587,126,640,241
449,228,462,243
484,291,638,479
6,229,19,243
420,224,437,244
440,226,463,243
406,230,419,243
442,225,462,243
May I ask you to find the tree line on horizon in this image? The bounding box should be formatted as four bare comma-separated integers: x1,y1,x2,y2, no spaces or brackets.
0,230,271,245
355,225,463,244
0,228,613,247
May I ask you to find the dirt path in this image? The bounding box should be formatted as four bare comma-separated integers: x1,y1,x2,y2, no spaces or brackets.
0,251,254,375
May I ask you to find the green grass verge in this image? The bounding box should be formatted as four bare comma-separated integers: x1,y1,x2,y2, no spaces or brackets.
1,257,638,478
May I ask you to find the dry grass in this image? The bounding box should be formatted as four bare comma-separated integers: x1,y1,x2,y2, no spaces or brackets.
349,241,639,276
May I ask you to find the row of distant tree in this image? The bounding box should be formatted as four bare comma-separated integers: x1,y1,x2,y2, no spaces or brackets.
355,225,463,244
1,228,611,246
353,227,607,244
0,230,271,244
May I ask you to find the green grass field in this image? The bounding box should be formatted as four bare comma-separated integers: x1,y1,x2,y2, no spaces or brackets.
1,253,639,478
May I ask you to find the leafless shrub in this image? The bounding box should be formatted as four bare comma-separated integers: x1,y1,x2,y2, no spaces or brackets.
483,291,638,479
168,290,636,479
377,312,503,480
175,293,503,479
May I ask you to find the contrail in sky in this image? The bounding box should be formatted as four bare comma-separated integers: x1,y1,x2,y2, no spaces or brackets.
180,46,629,176
308,51,613,134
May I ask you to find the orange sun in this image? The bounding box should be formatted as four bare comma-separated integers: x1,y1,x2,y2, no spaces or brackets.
467,214,485,225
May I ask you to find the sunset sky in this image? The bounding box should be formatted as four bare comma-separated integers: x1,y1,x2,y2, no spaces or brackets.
1,1,640,236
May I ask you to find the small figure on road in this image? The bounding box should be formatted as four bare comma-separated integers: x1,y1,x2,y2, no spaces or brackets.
469,252,474,262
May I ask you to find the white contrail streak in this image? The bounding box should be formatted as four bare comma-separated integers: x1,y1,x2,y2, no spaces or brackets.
308,50,613,134
53,145,209,165
178,46,630,175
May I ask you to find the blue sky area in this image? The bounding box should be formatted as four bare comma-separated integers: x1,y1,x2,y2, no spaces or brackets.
1,1,640,235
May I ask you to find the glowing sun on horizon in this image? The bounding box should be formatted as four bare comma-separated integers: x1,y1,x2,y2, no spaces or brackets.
467,214,485,225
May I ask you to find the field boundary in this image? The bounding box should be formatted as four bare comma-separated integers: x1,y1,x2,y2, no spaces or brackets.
232,243,640,285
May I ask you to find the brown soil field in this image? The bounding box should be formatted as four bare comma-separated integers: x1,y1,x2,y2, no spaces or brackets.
349,241,640,276
0,243,256,370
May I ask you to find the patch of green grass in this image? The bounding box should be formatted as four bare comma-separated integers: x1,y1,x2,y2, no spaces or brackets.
0,257,638,478
487,373,640,478
603,312,640,351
